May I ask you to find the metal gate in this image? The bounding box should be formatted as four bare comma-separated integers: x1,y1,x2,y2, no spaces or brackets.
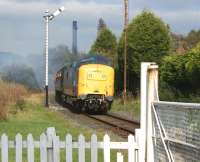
140,62,200,162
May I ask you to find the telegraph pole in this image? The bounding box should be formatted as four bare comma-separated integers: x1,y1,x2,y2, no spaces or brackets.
123,0,128,104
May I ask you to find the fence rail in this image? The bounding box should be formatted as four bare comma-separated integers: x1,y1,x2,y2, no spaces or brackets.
0,127,141,162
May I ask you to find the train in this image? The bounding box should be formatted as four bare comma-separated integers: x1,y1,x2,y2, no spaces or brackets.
54,55,114,113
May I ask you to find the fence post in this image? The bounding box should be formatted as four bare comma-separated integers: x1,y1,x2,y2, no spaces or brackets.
128,135,135,162
91,134,98,162
146,63,158,162
103,134,110,162
46,127,56,162
117,152,124,162
40,133,47,162
1,134,8,162
27,134,34,162
78,134,85,162
140,62,158,162
66,134,72,162
16,133,23,162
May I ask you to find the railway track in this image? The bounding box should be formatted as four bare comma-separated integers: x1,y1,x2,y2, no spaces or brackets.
84,113,140,138
51,103,140,138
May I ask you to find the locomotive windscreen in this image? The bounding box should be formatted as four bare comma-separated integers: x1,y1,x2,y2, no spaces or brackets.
76,55,113,68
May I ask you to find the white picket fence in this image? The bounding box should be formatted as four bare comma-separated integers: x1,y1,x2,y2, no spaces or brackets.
0,127,142,162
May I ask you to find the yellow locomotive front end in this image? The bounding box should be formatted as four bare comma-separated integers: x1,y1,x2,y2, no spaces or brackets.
77,64,114,113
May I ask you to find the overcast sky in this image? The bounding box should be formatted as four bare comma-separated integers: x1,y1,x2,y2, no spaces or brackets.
0,0,200,56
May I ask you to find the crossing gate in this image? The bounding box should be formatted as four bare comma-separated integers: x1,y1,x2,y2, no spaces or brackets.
152,101,200,162
141,62,200,162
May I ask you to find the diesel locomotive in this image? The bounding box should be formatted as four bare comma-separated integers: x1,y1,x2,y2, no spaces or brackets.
55,55,114,113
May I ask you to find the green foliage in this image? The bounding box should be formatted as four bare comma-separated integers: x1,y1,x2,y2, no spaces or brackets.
117,10,171,93
90,28,117,65
160,42,200,100
160,54,189,91
185,30,200,49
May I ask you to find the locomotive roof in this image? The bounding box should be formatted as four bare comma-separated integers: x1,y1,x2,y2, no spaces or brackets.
75,55,112,68
56,55,112,73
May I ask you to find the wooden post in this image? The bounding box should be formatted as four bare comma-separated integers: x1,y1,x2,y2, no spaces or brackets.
91,134,98,162
128,135,135,162
1,134,8,162
103,134,110,162
140,62,158,162
40,133,47,162
66,134,72,162
146,64,158,162
27,134,34,162
16,134,23,162
46,127,56,162
117,152,124,162
78,134,85,162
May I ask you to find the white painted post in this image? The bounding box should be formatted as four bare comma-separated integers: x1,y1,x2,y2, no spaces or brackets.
27,134,34,162
40,133,47,162
135,129,141,162
140,62,151,162
103,134,110,162
78,134,85,162
53,136,60,162
46,127,56,162
117,152,124,162
16,133,22,162
66,134,72,162
1,134,8,162
140,62,158,162
146,64,158,162
91,134,98,162
128,135,135,162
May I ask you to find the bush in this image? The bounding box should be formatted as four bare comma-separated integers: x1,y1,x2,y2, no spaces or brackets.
0,80,28,120
160,42,200,101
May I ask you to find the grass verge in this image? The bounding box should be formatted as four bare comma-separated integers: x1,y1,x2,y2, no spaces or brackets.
111,97,140,122
0,93,125,162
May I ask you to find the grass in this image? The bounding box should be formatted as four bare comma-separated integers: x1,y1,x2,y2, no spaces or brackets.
0,79,28,120
111,96,140,121
0,93,126,162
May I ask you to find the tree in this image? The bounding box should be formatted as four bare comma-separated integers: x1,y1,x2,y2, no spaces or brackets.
90,27,117,65
117,10,171,93
2,65,39,90
97,18,107,35
185,30,200,49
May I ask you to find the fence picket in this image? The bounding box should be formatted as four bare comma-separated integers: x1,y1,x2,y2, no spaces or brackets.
128,135,135,162
117,152,124,162
1,134,8,162
27,134,34,162
40,133,47,162
53,136,60,162
16,133,22,162
66,134,72,162
78,134,85,162
104,134,110,162
91,134,98,162
135,129,141,162
46,127,56,162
